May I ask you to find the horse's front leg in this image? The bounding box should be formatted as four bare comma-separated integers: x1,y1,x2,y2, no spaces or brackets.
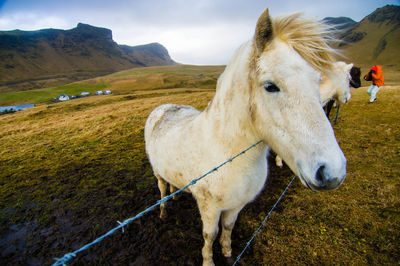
198,202,221,266
325,99,335,118
220,206,243,258
169,184,178,200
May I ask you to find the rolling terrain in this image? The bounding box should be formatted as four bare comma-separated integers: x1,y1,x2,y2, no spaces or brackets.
333,5,400,69
0,65,224,106
1,5,399,106
0,65,399,265
0,23,175,93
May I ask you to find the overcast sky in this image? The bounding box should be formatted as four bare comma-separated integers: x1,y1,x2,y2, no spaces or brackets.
0,0,398,65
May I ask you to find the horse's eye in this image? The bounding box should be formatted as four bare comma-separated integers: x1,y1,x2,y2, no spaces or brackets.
264,82,280,93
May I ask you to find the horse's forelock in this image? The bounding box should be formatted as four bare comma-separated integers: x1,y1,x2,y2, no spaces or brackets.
270,13,340,73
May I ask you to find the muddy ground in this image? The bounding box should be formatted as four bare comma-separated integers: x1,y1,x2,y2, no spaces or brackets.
1,152,295,266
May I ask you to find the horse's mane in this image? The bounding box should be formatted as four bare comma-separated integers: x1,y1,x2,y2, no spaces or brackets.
273,13,340,72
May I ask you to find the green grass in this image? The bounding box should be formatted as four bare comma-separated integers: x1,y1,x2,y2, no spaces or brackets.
0,82,109,105
109,64,224,77
0,65,224,106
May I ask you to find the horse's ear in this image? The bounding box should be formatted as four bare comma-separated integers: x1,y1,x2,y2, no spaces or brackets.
347,63,354,72
255,8,273,53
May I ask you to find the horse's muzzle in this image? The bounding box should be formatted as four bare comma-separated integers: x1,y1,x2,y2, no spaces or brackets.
298,161,346,191
312,165,343,190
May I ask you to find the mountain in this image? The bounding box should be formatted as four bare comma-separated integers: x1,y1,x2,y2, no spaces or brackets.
119,43,175,67
322,17,357,30
0,23,176,92
326,5,400,67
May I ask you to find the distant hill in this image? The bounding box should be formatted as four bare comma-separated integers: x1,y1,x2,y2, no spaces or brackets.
119,43,175,67
0,23,176,92
322,17,357,30
325,5,400,67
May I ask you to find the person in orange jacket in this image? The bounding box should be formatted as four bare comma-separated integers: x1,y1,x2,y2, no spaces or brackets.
364,65,384,103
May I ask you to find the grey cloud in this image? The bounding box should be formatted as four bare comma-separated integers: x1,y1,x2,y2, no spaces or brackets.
1,0,398,64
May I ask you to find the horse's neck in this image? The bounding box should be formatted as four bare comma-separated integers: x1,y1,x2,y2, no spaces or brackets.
201,41,260,148
320,72,338,105
320,81,335,106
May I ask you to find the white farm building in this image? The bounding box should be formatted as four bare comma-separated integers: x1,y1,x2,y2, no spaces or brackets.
58,94,70,101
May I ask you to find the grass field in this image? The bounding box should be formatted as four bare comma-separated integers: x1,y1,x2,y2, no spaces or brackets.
0,65,224,106
0,65,399,265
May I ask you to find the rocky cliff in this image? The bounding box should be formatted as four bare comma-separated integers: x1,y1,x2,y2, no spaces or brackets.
0,23,176,92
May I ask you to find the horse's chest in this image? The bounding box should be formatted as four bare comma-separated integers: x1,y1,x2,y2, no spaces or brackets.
235,168,267,201
195,162,268,208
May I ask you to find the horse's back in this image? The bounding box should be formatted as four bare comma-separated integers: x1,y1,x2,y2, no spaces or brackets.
145,104,201,188
145,104,200,143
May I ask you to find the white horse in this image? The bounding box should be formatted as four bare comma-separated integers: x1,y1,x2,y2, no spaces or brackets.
145,9,346,266
275,61,354,167
323,63,361,117
320,61,354,106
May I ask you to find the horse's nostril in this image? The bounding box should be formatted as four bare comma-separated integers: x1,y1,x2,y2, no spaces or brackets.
316,165,326,186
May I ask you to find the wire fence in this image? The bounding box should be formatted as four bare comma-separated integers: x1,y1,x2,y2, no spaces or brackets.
53,140,264,266
233,175,296,265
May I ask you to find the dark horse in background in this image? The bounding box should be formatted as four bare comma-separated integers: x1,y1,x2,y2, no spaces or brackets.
325,66,361,118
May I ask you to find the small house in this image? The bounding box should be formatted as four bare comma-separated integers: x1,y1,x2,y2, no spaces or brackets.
104,90,112,95
58,94,70,101
96,91,103,95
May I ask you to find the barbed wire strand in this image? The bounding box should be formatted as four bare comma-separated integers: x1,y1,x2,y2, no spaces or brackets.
53,140,263,266
233,175,296,265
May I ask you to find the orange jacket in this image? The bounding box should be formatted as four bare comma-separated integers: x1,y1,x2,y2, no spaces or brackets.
364,65,384,87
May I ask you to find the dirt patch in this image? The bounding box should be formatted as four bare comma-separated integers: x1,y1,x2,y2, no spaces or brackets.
0,152,293,266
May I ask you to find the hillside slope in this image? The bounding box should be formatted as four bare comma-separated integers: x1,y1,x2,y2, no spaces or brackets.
0,23,175,92
0,65,225,106
337,5,400,67
322,17,357,30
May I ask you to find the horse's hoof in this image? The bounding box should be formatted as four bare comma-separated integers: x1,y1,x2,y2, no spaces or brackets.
222,248,232,258
225,256,235,265
202,261,215,266
160,212,168,220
